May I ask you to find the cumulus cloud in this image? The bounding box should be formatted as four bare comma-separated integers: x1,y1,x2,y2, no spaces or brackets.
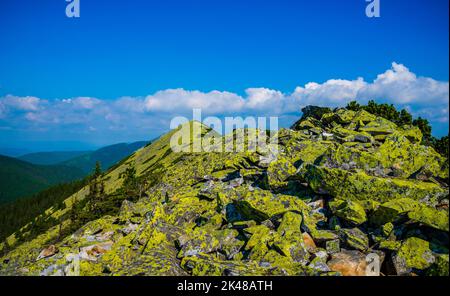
358,63,449,106
288,78,367,111
0,62,448,144
143,89,245,114
0,95,43,112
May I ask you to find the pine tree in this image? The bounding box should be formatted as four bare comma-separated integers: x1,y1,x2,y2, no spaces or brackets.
121,163,138,199
88,161,105,215
399,109,413,126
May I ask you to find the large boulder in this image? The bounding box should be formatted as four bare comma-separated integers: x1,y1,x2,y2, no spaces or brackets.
300,165,445,203
235,189,309,222
329,199,367,225
327,250,368,276
392,237,435,275
273,212,310,264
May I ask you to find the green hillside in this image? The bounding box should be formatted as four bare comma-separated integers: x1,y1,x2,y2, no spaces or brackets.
19,151,91,165
0,178,89,242
0,155,85,203
60,141,148,174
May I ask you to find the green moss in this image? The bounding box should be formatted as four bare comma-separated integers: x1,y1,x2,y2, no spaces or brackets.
381,222,394,236
285,139,332,165
371,198,420,225
267,157,297,189
329,199,367,225
426,254,449,276
302,212,338,242
359,117,397,135
339,228,369,251
244,225,276,251
302,165,444,203
235,189,309,222
394,237,435,274
272,212,309,264
407,205,449,232
376,132,447,179
325,239,340,254
379,240,401,251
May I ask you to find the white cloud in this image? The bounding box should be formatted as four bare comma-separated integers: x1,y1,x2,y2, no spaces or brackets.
284,62,449,114
358,62,449,105
144,89,245,114
0,95,42,111
288,78,367,110
0,62,448,142
62,97,102,110
245,88,285,113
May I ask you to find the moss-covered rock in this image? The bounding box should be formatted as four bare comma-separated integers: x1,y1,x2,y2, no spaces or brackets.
376,132,448,179
370,198,421,225
379,240,402,251
267,157,297,189
339,228,369,251
301,165,444,203
329,199,367,225
235,189,309,222
273,212,310,264
407,205,449,232
393,237,435,275
325,239,340,254
425,254,449,276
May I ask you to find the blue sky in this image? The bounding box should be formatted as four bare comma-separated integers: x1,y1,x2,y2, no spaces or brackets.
0,0,448,153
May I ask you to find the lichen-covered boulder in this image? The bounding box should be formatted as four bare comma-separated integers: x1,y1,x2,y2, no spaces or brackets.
267,157,296,189
301,165,445,203
426,254,449,276
370,198,421,225
359,117,397,136
332,126,374,144
370,198,449,232
329,199,367,225
376,132,448,179
393,237,435,275
181,253,268,276
273,212,310,264
339,228,369,251
177,228,243,259
407,205,449,232
326,239,340,254
285,139,332,165
400,125,423,143
301,210,338,243
235,189,309,222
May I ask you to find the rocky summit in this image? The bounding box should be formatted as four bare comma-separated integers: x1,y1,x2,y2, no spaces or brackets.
0,106,448,276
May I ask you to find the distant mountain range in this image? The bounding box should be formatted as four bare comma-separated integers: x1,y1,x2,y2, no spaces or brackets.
0,147,32,158
19,151,91,165
0,141,149,203
59,141,149,174
0,155,85,204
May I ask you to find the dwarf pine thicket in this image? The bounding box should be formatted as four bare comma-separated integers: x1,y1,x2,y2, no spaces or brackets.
0,103,448,276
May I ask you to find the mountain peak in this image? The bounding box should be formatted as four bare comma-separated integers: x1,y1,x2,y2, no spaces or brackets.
0,106,448,276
